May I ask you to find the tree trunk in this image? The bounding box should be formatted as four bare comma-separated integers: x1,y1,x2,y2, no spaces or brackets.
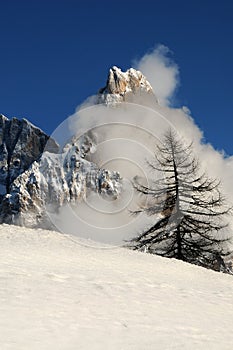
176,225,182,259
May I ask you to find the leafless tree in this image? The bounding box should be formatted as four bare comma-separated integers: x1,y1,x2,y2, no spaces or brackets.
129,129,232,272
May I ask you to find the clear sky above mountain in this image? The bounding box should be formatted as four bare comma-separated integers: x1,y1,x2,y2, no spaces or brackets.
0,0,232,154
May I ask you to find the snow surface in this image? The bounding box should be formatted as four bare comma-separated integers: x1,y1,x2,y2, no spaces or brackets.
0,224,233,350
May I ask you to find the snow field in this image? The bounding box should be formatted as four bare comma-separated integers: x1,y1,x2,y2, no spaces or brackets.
0,224,233,349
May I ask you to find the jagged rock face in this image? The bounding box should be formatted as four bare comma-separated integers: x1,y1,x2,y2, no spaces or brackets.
0,162,45,226
98,66,157,105
0,133,121,228
0,115,59,195
0,66,156,228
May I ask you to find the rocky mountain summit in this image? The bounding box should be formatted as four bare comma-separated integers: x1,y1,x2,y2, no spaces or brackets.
98,66,157,105
0,66,155,228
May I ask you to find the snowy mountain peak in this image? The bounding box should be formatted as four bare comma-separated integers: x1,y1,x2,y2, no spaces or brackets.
98,66,157,105
0,66,158,227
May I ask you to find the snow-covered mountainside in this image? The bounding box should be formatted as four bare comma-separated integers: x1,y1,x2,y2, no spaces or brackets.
0,114,58,195
0,224,233,350
0,114,61,226
0,132,121,227
0,66,156,228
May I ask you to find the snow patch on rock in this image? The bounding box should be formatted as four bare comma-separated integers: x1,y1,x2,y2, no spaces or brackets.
98,66,158,105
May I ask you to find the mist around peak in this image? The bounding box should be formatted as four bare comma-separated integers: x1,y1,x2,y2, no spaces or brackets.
49,45,233,247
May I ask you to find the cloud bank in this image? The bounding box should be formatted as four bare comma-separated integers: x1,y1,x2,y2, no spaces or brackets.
134,45,179,106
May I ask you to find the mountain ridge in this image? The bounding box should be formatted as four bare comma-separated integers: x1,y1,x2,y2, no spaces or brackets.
0,67,155,228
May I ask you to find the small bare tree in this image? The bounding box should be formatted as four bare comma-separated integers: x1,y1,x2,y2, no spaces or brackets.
129,129,232,271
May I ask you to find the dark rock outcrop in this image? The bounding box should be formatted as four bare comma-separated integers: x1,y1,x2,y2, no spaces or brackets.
0,116,121,228
0,114,59,195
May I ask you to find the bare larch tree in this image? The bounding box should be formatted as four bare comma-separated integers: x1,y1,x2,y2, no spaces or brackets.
129,129,232,271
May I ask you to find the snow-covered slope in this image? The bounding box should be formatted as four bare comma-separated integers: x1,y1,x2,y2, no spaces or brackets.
0,224,233,350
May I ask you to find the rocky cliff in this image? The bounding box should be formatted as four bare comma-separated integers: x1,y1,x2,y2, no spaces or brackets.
0,118,121,228
0,115,59,195
0,66,156,228
98,66,157,105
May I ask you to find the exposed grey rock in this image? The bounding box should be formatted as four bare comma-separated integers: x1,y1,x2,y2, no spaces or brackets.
0,130,121,228
0,67,156,228
0,114,59,195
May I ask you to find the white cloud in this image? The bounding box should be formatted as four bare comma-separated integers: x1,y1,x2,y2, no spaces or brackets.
134,45,179,106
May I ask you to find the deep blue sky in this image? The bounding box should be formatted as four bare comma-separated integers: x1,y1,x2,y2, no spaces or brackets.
0,0,232,154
